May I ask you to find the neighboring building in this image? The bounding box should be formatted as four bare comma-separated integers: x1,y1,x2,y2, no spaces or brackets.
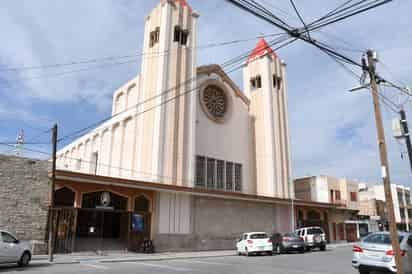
359,183,411,232
47,0,295,252
294,175,362,242
0,155,50,254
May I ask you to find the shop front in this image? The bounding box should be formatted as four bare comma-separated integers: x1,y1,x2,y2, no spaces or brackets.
51,179,153,253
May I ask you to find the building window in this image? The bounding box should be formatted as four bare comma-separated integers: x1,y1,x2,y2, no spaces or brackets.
250,76,262,89
235,163,242,192
181,30,189,45
217,160,224,189
335,190,341,201
195,156,205,187
226,162,233,191
174,26,181,42
207,158,215,189
174,26,189,45
400,208,406,219
90,152,98,174
350,192,358,202
150,27,160,47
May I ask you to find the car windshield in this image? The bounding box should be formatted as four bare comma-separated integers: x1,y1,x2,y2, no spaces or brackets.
308,228,323,235
250,233,268,239
363,233,404,244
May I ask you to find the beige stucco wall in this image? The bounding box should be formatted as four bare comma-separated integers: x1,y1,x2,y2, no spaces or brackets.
195,73,256,195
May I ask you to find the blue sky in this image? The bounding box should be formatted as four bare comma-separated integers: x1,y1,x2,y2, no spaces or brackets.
1,0,411,188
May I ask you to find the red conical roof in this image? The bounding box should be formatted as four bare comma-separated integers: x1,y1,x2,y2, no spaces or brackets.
247,38,277,64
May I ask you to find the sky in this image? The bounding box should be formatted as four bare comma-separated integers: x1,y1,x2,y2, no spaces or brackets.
0,0,411,188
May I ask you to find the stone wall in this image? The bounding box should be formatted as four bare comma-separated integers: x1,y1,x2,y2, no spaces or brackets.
153,195,292,251
0,155,50,253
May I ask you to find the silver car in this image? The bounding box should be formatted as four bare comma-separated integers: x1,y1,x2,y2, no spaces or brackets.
0,231,32,267
352,231,412,274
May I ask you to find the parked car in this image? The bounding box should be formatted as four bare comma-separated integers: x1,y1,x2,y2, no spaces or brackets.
0,230,31,267
271,232,305,254
236,232,273,256
296,226,327,251
352,231,412,274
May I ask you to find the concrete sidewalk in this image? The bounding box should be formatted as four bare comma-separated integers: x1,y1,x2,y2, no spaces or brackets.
32,242,354,265
32,250,236,265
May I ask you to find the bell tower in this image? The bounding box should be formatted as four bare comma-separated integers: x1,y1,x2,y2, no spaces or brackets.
136,0,199,186
243,38,292,198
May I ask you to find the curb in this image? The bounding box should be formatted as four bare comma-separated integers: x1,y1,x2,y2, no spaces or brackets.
32,252,236,265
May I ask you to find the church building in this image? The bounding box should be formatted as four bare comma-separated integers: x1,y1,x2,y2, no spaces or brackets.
53,0,299,252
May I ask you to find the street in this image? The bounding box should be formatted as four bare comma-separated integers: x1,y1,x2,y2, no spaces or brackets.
0,247,359,274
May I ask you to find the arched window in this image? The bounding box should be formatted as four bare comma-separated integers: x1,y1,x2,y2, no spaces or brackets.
115,92,125,113
55,187,75,207
134,195,150,212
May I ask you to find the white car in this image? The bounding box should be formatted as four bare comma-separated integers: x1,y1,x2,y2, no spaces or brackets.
0,231,31,267
296,226,327,251
352,231,412,274
236,232,273,256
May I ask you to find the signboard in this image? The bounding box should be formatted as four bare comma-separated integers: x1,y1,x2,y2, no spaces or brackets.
132,214,144,232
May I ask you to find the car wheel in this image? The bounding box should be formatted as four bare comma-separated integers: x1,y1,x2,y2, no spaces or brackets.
359,270,369,274
299,248,305,254
267,251,273,256
320,245,326,251
18,251,31,267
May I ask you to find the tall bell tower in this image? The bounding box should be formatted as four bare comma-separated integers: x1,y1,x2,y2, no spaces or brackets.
136,0,199,186
243,38,292,198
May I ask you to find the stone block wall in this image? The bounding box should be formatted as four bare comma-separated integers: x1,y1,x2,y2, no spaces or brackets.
0,155,50,253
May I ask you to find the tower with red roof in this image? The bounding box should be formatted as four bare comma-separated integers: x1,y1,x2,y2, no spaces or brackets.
243,38,292,198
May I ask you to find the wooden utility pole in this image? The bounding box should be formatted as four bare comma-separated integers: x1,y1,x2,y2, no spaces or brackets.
48,124,58,262
367,50,404,274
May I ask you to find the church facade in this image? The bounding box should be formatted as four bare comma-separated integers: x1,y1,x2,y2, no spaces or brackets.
54,0,296,252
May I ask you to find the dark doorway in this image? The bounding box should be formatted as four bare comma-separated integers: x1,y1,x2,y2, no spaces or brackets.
75,209,129,252
55,187,75,207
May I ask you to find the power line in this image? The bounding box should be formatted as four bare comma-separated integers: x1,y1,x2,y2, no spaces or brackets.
58,35,292,144
0,33,284,73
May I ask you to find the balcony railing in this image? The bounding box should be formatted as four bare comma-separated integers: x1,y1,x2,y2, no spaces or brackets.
330,199,347,207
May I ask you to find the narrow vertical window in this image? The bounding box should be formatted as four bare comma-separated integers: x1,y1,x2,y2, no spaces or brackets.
226,162,233,191
250,78,257,89
256,76,262,88
76,159,82,170
207,158,215,189
181,30,189,45
174,26,181,42
195,156,205,187
273,75,277,88
90,152,98,174
216,160,224,189
235,163,242,192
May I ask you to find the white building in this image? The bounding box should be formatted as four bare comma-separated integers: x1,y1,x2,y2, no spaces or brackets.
52,0,299,252
359,183,411,231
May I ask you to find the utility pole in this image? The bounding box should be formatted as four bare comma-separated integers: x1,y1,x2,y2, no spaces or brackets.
399,109,412,173
48,124,58,263
367,50,404,274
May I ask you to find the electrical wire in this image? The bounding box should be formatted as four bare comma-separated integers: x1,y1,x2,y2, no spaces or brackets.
58,35,292,144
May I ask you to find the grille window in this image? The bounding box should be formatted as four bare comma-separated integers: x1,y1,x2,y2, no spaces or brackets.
235,164,242,192
195,156,205,187
226,162,233,191
216,160,224,189
207,158,215,189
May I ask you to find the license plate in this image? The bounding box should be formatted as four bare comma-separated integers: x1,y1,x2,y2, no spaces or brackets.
365,251,382,258
293,245,299,248
258,246,264,250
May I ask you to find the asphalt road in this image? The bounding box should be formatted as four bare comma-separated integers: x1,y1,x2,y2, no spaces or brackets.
0,247,360,274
